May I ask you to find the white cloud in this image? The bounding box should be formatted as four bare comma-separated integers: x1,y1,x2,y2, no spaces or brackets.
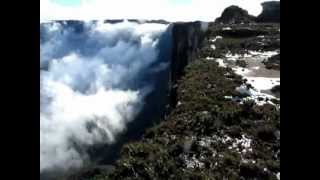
40,21,169,172
40,0,280,22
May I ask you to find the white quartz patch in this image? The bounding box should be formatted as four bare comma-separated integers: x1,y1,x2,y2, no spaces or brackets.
222,27,232,30
248,50,278,59
232,67,251,76
225,52,242,61
211,36,223,42
225,50,279,62
216,58,226,67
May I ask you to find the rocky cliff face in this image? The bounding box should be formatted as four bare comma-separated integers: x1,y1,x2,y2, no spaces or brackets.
170,22,204,82
169,22,206,108
257,1,280,23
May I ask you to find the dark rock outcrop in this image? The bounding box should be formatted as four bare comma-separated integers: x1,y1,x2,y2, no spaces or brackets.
257,1,280,23
271,85,280,98
215,5,256,24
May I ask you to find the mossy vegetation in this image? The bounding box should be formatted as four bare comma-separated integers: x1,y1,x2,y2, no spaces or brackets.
90,53,279,180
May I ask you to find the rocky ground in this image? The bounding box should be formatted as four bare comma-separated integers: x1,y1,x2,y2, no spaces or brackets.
74,22,281,180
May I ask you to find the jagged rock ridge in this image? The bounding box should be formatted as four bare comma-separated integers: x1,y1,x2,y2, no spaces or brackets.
215,1,280,24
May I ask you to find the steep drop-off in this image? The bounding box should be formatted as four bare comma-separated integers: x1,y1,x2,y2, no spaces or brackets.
168,22,206,109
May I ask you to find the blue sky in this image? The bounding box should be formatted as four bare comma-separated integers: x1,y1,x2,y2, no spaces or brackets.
41,0,280,22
